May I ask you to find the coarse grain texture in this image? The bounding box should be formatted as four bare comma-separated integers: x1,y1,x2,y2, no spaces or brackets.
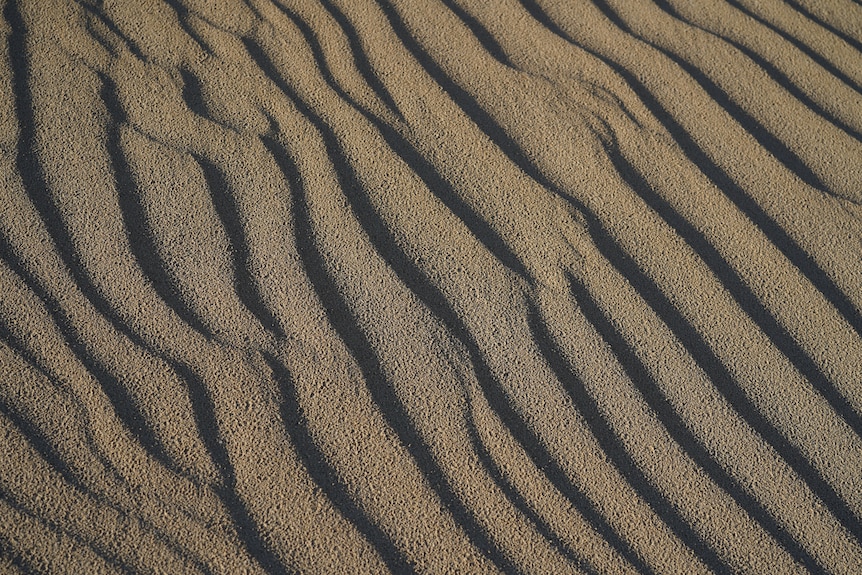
1,0,861,573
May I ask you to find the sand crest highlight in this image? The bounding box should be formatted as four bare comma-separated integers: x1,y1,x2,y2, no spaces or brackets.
1,0,861,573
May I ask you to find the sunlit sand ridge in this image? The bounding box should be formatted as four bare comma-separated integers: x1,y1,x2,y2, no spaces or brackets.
1,0,861,572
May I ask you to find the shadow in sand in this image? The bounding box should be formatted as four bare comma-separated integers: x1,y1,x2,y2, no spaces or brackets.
0,485,132,573
72,0,145,60
371,0,561,198
162,0,216,56
2,0,203,477
588,0,832,197
0,326,104,499
461,396,601,575
649,0,861,142
437,0,516,69
268,4,531,283
560,272,828,574
0,386,216,573
264,353,417,574
179,68,210,119
0,241,171,480
516,0,862,340
0,242,217,575
193,154,286,338
528,302,732,574
170,360,293,575
312,0,404,120
0,529,37,575
249,35,650,575
258,126,520,574
720,0,862,95
570,194,862,546
601,135,862,440
782,0,862,54
100,75,216,340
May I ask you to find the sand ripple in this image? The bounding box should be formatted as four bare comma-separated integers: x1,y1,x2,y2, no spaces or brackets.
1,0,861,572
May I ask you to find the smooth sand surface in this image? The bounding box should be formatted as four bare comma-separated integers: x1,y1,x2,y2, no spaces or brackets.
1,0,861,572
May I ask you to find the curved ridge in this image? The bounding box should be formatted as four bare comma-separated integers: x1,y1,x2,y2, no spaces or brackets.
1,0,861,573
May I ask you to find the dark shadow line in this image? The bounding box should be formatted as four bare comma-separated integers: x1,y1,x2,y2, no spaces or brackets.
160,0,216,56
84,15,122,57
460,396,602,575
527,302,733,574
322,7,857,554
0,400,207,575
193,154,286,338
0,484,138,574
3,274,164,483
262,4,532,284
601,137,862,439
562,272,830,573
651,0,862,143
2,0,190,474
720,0,862,95
0,365,116,527
257,125,521,575
170,360,294,575
0,113,234,516
239,0,269,25
0,231,167,496
5,11,288,568
781,0,862,54
1,33,286,550
179,67,210,119
437,0,517,69
247,37,649,575
0,250,218,575
0,325,92,495
369,120,534,285
3,37,218,530
515,0,862,339
0,184,225,530
263,353,418,575
100,74,217,341
0,531,36,575
585,83,648,132
568,196,862,544
370,0,565,203
2,28,244,542
589,0,833,198
294,0,405,120
74,0,146,60
178,66,247,135
175,42,284,340
24,271,285,572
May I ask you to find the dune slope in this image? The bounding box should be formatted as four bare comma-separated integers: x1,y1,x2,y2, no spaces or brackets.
1,0,861,573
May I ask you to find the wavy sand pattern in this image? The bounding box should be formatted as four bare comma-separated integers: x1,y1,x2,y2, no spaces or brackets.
1,0,861,572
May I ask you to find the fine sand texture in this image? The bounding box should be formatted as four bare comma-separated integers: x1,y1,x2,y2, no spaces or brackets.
1,0,862,573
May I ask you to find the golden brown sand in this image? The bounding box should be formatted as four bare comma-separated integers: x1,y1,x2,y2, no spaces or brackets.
1,0,861,572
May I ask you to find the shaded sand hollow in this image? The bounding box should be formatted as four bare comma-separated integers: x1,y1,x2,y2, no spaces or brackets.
1,0,861,572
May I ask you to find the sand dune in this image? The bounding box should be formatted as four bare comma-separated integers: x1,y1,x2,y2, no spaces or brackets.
1,0,861,572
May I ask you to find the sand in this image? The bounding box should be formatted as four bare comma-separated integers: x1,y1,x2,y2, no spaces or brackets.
0,0,861,572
